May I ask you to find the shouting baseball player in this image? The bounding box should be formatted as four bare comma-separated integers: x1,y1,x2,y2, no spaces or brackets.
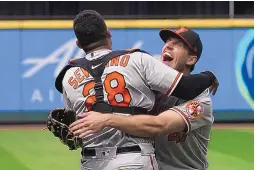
55,9,218,170
70,27,215,170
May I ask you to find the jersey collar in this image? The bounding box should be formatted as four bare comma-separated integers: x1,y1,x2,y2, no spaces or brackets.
85,49,112,61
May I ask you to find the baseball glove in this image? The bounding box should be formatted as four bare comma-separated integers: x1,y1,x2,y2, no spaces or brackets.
46,108,83,150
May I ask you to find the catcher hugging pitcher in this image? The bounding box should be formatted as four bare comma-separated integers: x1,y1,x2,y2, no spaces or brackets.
47,9,218,170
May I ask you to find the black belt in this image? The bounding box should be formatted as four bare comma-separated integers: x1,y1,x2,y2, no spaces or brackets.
81,145,141,157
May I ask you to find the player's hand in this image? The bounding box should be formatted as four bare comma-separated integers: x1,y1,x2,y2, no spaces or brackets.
201,71,219,96
69,111,110,138
209,77,219,96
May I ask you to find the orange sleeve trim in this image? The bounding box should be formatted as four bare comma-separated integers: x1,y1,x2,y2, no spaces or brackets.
166,72,182,96
171,107,191,133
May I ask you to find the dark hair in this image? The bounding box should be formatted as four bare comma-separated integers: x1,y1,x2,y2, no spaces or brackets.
73,10,108,52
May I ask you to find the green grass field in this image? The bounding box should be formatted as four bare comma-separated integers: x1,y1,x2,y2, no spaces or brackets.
0,128,253,170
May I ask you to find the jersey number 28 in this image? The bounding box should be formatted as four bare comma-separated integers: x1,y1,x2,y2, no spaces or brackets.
83,71,131,110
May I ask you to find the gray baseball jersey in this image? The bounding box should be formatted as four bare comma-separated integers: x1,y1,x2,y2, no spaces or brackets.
62,49,183,149
154,89,214,170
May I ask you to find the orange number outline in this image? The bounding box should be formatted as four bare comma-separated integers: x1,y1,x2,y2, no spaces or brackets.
82,81,96,110
82,71,131,109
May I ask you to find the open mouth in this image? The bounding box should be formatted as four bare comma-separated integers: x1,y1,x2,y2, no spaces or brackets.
162,52,173,62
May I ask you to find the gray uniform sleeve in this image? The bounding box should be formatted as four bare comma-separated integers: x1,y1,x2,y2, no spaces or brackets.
63,88,73,109
140,53,183,96
169,89,214,133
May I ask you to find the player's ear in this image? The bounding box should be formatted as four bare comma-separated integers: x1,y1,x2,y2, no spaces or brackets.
106,28,112,38
76,40,82,49
187,55,197,66
105,28,112,50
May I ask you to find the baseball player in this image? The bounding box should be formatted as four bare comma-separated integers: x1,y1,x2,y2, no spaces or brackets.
60,10,217,170
70,27,215,170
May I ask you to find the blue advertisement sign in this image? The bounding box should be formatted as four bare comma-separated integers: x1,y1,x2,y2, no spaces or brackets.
0,28,253,112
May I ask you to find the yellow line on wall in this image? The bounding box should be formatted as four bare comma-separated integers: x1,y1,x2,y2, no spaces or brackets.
0,19,253,29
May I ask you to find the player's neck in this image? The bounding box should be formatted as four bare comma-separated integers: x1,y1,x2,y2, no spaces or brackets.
182,68,191,76
86,45,111,54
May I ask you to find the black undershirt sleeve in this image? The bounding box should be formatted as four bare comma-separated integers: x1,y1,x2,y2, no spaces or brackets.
171,73,212,100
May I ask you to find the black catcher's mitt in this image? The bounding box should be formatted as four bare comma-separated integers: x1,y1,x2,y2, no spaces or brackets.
46,108,83,150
